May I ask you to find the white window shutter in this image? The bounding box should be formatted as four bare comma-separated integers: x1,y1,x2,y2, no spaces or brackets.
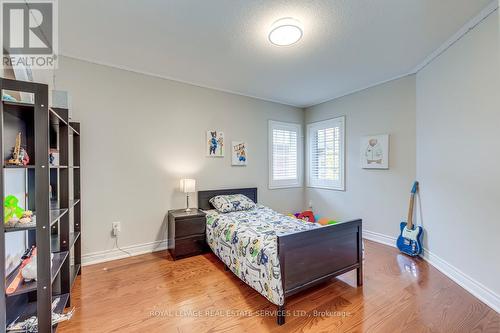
307,117,345,190
268,121,302,189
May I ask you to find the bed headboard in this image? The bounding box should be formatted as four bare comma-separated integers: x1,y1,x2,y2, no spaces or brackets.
197,187,258,210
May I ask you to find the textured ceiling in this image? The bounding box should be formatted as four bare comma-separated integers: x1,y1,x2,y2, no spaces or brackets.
59,0,494,107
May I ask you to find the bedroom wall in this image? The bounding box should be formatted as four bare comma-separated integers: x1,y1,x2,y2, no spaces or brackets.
416,10,500,305
34,56,305,261
304,76,416,238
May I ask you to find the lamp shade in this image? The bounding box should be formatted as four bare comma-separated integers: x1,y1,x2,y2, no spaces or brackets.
180,178,196,193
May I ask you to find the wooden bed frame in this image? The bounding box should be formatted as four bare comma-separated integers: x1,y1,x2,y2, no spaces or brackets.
198,187,363,325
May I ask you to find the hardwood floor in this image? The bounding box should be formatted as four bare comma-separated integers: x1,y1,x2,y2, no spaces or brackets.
58,241,499,333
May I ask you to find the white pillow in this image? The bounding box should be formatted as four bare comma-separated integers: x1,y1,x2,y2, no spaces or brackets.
209,194,256,213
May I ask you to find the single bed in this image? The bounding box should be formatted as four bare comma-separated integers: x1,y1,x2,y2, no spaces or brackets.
198,188,363,325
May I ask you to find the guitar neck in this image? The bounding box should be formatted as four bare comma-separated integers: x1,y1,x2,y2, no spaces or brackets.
406,181,419,229
407,193,415,229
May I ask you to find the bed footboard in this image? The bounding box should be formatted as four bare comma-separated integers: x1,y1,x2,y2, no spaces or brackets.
276,219,362,325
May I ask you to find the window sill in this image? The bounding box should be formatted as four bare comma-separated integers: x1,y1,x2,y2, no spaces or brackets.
306,185,345,191
268,184,303,190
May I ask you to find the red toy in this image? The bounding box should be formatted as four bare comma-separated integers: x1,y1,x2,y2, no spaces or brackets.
297,210,315,222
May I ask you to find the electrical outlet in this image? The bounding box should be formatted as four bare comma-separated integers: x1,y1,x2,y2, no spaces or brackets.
112,222,121,237
308,200,313,209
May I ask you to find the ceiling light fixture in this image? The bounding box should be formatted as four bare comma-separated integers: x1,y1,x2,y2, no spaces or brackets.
268,18,303,46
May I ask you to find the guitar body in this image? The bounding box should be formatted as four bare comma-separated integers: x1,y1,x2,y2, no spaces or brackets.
397,222,423,256
396,181,424,257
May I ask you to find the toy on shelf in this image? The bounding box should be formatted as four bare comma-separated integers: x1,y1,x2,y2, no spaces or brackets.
7,132,30,166
49,148,59,166
6,246,36,295
6,296,75,332
4,195,35,228
19,147,30,165
7,246,55,295
2,93,17,102
4,195,24,226
19,210,33,225
21,252,53,282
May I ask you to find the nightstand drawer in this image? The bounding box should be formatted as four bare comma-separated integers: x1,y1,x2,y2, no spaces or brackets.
172,235,208,260
168,208,207,260
175,217,206,238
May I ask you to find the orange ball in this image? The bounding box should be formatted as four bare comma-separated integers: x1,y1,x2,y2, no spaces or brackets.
318,218,330,225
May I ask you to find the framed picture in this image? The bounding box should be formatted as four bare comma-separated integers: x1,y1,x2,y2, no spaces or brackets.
207,130,224,157
361,134,389,169
231,141,247,166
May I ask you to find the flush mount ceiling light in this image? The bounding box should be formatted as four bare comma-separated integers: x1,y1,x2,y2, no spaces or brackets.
268,18,303,46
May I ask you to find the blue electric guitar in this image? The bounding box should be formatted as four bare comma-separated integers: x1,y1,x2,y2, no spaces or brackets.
397,181,423,256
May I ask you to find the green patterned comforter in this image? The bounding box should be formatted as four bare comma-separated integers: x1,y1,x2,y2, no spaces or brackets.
205,205,321,306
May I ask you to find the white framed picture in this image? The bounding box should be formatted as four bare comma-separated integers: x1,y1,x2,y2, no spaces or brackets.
207,130,224,157
231,141,247,166
361,134,389,169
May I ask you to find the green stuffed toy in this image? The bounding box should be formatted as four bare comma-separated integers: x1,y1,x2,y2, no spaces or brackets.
4,195,24,224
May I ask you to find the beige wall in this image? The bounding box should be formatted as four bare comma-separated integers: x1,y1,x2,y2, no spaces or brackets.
416,11,500,297
304,76,416,237
46,56,305,257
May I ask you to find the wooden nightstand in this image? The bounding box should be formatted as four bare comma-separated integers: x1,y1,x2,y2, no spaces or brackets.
168,209,208,260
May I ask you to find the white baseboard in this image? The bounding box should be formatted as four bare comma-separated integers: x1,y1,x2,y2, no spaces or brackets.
362,230,397,247
363,230,499,314
82,239,169,266
421,249,500,314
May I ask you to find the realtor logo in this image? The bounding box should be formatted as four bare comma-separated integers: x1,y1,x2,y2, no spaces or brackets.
1,0,58,69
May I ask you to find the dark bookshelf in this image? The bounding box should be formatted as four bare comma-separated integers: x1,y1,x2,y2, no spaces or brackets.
69,264,80,289
51,232,80,253
0,77,82,333
4,251,69,297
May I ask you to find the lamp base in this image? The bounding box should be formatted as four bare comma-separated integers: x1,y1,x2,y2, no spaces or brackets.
185,194,191,212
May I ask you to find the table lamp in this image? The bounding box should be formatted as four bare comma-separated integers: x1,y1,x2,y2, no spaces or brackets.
180,178,196,212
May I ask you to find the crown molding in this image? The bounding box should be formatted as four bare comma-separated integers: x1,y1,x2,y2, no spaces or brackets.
306,0,498,108
60,53,301,108
412,0,498,73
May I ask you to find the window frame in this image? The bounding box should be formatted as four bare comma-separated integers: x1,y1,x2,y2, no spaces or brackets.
268,120,303,189
306,116,346,191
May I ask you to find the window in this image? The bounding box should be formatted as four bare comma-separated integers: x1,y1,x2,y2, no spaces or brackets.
307,116,345,190
268,120,302,189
